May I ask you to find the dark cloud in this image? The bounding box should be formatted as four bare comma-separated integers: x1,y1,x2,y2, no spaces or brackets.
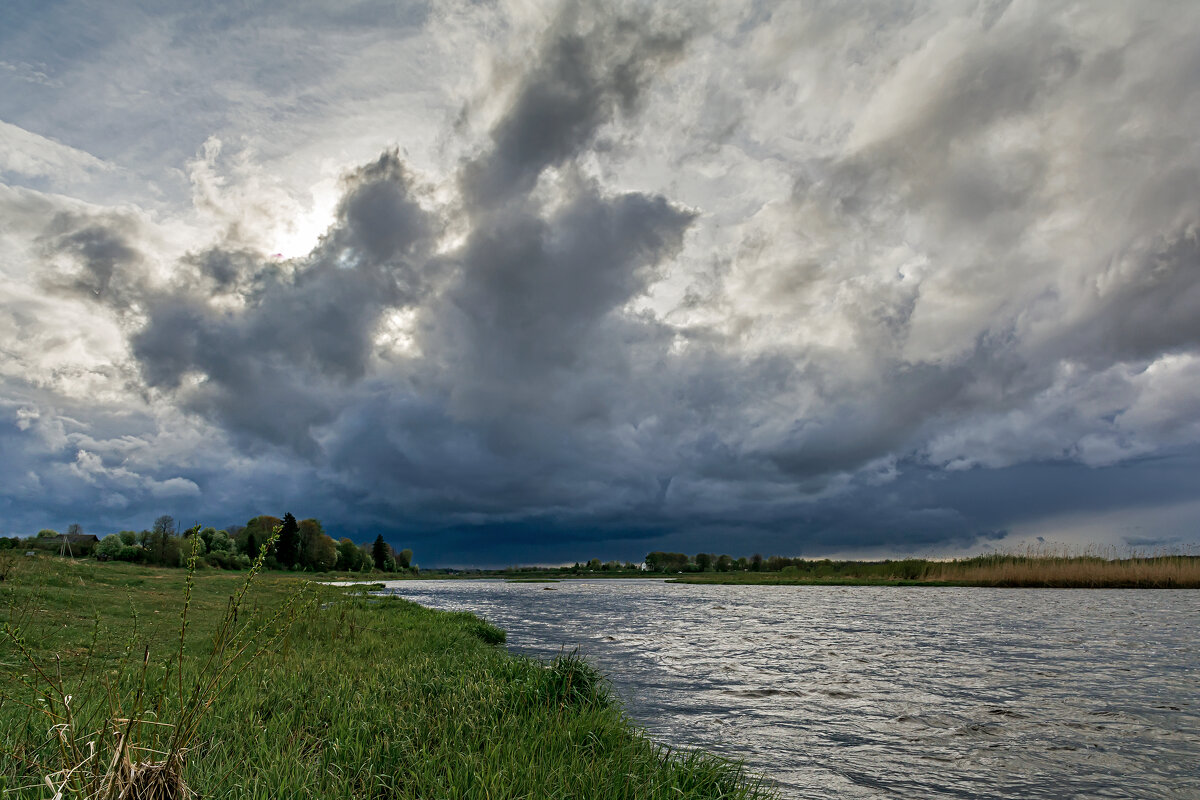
180,247,258,290
38,212,146,304
432,180,694,420
1061,224,1200,364
461,5,688,207
128,152,436,453
122,9,696,494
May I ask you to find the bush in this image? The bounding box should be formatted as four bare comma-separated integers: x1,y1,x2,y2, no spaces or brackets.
208,529,235,553
205,550,251,570
95,534,143,562
96,534,124,561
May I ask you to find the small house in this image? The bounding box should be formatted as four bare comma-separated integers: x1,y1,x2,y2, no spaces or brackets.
55,533,100,556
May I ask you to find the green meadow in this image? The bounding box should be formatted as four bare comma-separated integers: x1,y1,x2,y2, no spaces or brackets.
0,556,772,799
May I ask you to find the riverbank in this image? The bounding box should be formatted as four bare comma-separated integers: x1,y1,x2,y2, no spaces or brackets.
378,577,1200,797
670,554,1200,588
0,558,772,799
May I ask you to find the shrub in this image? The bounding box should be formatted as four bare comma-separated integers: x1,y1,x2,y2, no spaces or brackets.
96,534,125,560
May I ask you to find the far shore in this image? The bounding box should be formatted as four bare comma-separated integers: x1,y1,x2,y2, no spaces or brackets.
319,552,1200,590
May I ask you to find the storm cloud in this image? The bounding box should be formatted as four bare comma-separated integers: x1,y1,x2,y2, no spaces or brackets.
3,1,1200,563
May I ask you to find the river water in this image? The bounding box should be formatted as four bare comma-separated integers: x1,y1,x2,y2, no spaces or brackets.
375,579,1200,799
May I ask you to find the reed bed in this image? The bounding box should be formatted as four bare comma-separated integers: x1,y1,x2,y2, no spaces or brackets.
926,546,1200,588
1,555,773,799
674,544,1200,588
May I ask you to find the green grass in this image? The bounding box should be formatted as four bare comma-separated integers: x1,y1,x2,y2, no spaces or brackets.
0,556,773,799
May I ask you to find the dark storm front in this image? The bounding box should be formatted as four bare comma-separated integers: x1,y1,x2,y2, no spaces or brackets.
381,580,1200,799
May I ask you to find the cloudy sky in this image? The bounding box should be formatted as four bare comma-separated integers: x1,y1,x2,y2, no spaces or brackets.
3,0,1199,565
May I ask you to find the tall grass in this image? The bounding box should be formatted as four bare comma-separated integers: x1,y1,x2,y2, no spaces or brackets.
673,544,1200,587
1,556,774,799
926,543,1200,588
1,527,304,799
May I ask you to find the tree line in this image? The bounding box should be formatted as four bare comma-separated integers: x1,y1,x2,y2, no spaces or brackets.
643,551,938,578
561,552,820,573
0,514,416,574
643,551,772,572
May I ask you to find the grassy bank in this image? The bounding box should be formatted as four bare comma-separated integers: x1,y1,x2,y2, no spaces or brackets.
1,557,772,799
671,552,1200,588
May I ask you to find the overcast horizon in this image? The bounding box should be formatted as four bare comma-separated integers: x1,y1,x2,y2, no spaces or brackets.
3,1,1200,566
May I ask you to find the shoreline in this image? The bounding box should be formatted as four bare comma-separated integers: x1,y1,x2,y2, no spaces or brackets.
0,559,775,799
324,573,1200,589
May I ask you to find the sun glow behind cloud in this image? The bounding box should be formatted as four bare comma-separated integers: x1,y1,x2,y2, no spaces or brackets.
267,181,342,260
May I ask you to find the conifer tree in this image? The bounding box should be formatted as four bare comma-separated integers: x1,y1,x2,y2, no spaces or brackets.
277,512,300,568
372,534,388,570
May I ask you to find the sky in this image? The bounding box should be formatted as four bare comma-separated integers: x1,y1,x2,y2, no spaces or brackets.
2,0,1199,566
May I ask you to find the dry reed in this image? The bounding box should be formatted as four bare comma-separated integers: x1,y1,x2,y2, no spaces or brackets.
927,543,1200,588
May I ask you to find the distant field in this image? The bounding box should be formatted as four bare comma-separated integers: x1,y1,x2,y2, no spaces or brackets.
0,557,772,799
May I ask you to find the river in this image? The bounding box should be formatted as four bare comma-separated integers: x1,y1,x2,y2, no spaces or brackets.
375,579,1199,799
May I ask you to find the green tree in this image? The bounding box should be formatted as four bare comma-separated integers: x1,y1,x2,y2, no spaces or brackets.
298,518,326,569
336,538,362,571
151,515,177,565
372,535,388,570
208,530,234,553
715,554,733,572
397,548,413,569
695,553,713,571
276,513,300,568
309,534,338,572
96,534,125,560
37,529,59,539
645,552,689,572
239,516,280,557
198,527,218,553
766,555,792,572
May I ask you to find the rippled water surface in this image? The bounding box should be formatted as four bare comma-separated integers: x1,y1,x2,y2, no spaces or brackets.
377,580,1199,799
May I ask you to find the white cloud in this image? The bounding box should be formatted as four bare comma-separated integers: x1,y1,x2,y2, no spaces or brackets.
0,119,111,183
148,477,201,498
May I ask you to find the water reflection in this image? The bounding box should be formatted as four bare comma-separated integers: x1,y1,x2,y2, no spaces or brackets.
378,580,1200,799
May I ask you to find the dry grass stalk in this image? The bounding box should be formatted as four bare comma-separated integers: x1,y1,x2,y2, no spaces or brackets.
87,719,191,800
